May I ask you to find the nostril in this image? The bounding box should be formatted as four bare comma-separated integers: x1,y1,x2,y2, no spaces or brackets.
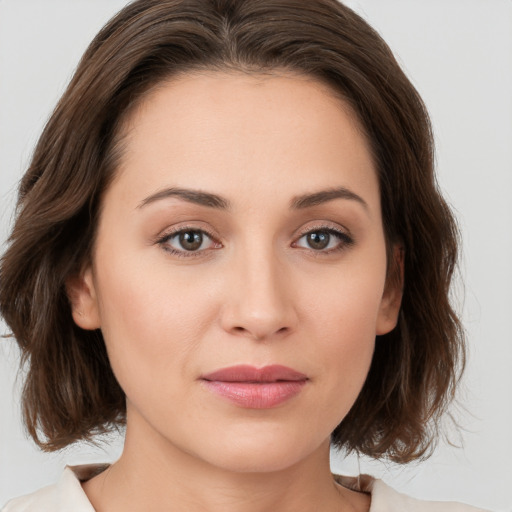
230,325,291,340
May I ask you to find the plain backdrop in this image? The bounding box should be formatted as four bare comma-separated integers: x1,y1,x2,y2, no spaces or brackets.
0,1,511,510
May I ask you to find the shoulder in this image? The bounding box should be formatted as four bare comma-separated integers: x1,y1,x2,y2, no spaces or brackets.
1,483,59,512
1,464,107,512
370,478,489,512
335,474,490,512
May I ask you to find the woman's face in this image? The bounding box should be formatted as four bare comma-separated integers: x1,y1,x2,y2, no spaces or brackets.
71,71,401,472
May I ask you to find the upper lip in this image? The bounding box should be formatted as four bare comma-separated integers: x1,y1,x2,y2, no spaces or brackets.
201,365,308,383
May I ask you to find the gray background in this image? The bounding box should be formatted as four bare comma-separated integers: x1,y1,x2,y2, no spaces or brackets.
1,1,511,510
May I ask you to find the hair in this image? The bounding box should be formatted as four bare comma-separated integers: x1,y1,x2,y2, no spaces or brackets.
0,0,464,462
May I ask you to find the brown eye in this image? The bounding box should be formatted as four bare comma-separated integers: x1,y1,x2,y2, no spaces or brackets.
306,231,330,250
179,231,203,251
160,228,219,256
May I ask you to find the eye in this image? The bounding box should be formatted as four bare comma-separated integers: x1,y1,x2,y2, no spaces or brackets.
294,228,354,253
159,228,220,256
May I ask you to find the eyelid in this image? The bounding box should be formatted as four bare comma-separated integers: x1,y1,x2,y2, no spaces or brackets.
294,221,353,240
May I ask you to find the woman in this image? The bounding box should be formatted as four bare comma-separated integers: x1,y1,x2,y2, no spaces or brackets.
0,0,490,510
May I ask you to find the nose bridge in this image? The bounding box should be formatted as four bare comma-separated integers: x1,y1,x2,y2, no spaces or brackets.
221,235,296,340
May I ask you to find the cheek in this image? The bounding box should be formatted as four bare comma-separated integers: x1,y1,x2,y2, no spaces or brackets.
302,251,387,342
92,250,220,392
312,289,378,389
299,252,387,403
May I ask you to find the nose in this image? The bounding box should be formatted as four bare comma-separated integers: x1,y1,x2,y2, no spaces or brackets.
219,244,298,341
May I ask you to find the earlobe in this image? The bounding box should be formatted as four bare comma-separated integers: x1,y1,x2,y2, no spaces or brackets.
66,267,101,330
376,245,404,335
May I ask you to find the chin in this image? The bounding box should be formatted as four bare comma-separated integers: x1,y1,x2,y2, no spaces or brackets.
209,449,306,474
190,427,327,474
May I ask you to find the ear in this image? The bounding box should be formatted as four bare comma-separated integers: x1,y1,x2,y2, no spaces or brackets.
376,245,404,335
66,266,101,330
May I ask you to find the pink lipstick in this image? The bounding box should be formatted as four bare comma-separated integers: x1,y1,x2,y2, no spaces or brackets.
200,365,308,409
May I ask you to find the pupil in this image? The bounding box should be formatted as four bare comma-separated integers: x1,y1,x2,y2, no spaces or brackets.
180,231,203,251
308,231,329,250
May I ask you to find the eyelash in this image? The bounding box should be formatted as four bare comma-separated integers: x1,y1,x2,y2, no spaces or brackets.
156,225,354,259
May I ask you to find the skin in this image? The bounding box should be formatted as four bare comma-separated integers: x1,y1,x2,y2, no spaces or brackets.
69,71,402,512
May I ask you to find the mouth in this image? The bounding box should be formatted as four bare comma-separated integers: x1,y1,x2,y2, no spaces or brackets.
200,365,308,409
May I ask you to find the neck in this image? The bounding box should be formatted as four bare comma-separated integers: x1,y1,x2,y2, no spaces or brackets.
82,411,369,512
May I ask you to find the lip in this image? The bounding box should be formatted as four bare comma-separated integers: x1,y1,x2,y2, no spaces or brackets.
200,365,308,409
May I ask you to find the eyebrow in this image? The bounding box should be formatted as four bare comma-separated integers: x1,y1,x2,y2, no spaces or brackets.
138,185,368,212
290,187,368,211
138,187,231,210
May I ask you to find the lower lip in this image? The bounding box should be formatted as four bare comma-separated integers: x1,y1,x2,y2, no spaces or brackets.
201,380,307,409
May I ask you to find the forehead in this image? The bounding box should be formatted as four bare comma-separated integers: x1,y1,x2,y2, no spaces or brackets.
108,70,379,212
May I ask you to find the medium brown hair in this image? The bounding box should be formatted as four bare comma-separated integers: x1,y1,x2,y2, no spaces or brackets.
0,0,464,462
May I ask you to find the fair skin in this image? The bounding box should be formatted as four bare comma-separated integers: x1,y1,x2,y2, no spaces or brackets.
69,71,402,512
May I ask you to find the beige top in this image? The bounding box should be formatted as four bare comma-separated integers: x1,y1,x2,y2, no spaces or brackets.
1,464,489,512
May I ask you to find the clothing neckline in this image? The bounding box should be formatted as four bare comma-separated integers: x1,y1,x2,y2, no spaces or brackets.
70,463,374,494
